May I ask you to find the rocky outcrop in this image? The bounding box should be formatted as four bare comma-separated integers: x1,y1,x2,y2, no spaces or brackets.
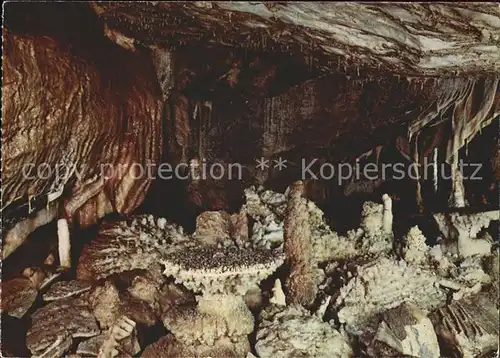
2,30,164,258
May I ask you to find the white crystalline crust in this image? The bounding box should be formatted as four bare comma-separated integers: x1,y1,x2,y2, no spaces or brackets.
269,279,286,307
57,218,72,268
433,211,498,258
358,201,393,255
403,226,428,265
43,280,92,302
255,305,352,358
308,201,357,263
161,246,284,295
335,257,447,332
163,295,254,347
453,256,492,288
98,316,139,358
77,214,190,280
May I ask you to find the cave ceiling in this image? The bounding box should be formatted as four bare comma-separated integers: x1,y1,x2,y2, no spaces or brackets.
93,2,500,76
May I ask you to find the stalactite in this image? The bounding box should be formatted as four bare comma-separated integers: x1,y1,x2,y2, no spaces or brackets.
412,135,424,213
448,152,466,208
433,148,438,194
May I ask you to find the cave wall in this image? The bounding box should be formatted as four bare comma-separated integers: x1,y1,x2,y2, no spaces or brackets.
2,30,164,257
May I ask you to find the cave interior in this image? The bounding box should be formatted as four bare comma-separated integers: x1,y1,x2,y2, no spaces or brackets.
1,2,499,358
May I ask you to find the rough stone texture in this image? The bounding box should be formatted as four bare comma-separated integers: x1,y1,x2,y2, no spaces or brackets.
308,200,357,263
93,2,500,76
26,296,100,357
141,335,187,358
161,245,284,295
402,226,428,265
284,181,320,307
42,280,92,301
430,293,499,358
193,211,233,245
77,324,139,358
77,215,189,280
256,304,352,358
1,277,38,318
127,274,161,306
193,210,250,247
483,248,499,303
373,302,440,358
335,257,447,333
121,295,159,327
433,210,499,258
157,283,196,317
89,281,122,330
142,334,247,358
245,186,286,249
162,295,253,347
2,28,163,257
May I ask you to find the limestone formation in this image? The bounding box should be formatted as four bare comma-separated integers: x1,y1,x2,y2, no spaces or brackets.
334,257,447,333
77,215,189,280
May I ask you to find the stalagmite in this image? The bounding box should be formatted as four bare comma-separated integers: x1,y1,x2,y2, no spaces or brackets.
57,218,72,268
284,181,318,307
381,194,393,237
402,226,428,265
270,279,287,307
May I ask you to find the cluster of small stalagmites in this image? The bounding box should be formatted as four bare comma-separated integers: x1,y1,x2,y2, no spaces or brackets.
15,185,499,358
261,181,499,357
329,212,498,357
76,214,190,280
309,193,394,265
